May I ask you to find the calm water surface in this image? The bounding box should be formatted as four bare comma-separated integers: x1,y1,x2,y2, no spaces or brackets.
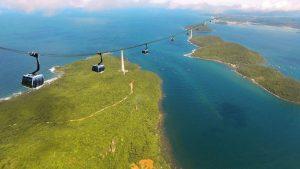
0,9,300,169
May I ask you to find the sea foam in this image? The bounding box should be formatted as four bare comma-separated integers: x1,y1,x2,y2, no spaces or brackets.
0,92,22,102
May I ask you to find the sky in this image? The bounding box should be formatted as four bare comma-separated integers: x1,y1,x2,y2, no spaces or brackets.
0,0,300,14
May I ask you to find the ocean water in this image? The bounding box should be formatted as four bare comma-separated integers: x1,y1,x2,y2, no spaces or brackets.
1,8,300,169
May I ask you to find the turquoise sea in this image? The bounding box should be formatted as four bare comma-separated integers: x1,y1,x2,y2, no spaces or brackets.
1,8,300,169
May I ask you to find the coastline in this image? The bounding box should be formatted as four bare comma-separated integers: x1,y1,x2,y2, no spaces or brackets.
0,66,62,102
0,91,23,102
183,38,198,58
187,40,299,105
158,81,179,169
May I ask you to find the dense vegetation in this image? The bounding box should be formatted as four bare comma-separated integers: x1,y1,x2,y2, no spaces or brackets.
191,36,300,104
238,65,300,103
0,56,170,168
191,36,264,65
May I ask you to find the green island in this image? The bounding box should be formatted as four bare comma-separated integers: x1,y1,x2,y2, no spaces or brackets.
191,36,300,104
186,23,212,32
0,56,170,169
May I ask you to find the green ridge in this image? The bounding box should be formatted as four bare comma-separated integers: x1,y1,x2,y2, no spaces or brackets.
191,35,300,104
186,24,212,32
0,56,169,169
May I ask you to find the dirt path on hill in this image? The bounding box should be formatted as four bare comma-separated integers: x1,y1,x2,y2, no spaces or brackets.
7,81,135,128
68,81,134,122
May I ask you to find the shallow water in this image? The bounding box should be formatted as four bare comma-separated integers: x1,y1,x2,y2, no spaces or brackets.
1,9,300,169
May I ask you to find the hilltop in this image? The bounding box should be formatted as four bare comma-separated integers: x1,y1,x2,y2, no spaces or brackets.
0,55,170,168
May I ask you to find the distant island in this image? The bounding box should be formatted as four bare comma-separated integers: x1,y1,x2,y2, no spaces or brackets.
214,15,300,30
191,36,300,104
0,56,170,168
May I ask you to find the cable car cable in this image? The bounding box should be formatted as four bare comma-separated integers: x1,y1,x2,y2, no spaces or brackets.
0,19,213,57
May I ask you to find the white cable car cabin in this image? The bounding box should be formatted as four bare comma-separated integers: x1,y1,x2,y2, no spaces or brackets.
92,53,105,73
22,52,44,88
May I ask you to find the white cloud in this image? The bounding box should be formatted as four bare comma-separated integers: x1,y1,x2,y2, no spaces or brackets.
0,0,299,14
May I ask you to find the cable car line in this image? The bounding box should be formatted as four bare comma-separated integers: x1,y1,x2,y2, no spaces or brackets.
0,19,212,58
0,18,214,88
0,46,28,55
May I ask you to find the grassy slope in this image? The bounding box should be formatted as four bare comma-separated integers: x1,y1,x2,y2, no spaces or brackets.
191,36,300,104
191,36,264,65
0,56,170,169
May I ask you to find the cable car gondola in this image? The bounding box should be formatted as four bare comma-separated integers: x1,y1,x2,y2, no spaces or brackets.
92,52,105,73
171,36,175,42
142,44,149,55
22,52,44,88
